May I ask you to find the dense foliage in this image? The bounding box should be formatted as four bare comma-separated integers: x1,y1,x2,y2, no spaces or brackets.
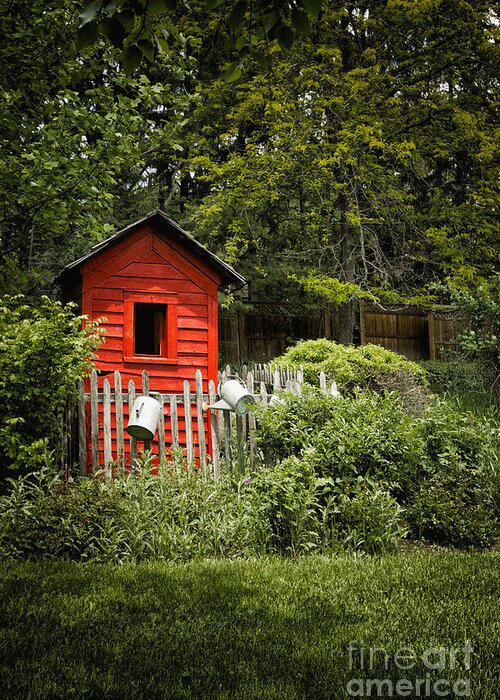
254,388,499,548
0,452,405,559
273,338,428,413
0,296,102,476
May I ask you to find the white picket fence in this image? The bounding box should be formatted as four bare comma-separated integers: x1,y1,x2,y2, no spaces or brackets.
61,364,339,479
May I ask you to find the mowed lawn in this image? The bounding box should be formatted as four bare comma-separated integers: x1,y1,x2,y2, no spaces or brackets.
0,552,498,699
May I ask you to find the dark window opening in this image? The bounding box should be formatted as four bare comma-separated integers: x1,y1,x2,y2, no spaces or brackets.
134,303,166,356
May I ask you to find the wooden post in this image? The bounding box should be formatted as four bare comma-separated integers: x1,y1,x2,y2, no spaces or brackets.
223,411,233,481
142,370,150,395
77,379,87,476
236,415,244,477
142,370,151,453
103,378,112,476
157,394,165,464
170,395,179,452
428,311,436,360
195,370,206,476
246,372,257,472
90,370,99,472
259,381,268,403
128,380,137,467
359,300,366,346
183,380,194,466
114,371,124,473
209,380,220,480
319,371,327,392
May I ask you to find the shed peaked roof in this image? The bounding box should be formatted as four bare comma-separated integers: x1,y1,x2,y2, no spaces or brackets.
61,210,245,287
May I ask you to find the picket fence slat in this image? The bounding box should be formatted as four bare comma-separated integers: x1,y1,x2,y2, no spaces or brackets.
209,380,220,480
114,371,124,470
78,379,86,476
103,379,112,474
183,380,194,466
158,394,165,463
90,370,99,472
128,380,137,465
170,395,179,451
195,370,206,475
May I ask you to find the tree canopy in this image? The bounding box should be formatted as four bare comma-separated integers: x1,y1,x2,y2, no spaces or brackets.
1,0,498,341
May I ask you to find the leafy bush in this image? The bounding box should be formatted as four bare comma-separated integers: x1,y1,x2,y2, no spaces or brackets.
255,388,498,549
255,388,425,500
451,274,500,397
243,456,322,555
318,476,406,554
422,358,494,397
406,472,497,548
0,295,102,476
273,339,428,413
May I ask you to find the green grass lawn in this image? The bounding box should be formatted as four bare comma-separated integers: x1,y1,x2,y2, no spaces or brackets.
0,552,498,699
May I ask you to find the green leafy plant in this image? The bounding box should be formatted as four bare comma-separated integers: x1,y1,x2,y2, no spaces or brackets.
318,475,406,554
255,388,425,501
272,339,428,414
0,295,102,477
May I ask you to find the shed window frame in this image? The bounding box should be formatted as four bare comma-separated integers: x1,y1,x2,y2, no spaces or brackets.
123,292,178,364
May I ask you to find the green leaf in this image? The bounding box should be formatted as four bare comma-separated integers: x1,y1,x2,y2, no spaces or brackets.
277,26,295,52
78,0,100,27
228,1,247,31
302,0,322,17
262,12,280,34
99,17,126,48
76,21,99,49
148,0,174,13
223,61,242,83
205,0,224,9
254,52,270,71
103,0,119,13
122,44,143,73
137,38,155,62
116,11,135,32
292,8,310,34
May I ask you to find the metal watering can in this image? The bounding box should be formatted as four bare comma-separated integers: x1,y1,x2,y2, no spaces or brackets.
126,395,161,440
209,378,255,415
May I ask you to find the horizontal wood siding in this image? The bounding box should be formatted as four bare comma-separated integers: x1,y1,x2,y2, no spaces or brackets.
82,224,219,463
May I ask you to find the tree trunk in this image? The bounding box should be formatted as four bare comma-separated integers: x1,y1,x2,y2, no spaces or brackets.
337,191,356,345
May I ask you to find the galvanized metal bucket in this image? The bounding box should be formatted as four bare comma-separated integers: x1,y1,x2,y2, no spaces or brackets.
126,395,161,440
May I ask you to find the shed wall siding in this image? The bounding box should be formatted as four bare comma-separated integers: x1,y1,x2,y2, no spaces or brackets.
80,225,219,466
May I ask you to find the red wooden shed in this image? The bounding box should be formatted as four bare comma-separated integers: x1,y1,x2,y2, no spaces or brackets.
59,210,244,467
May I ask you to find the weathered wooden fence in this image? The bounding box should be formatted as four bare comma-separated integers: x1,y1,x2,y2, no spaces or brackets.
62,364,337,479
360,302,465,361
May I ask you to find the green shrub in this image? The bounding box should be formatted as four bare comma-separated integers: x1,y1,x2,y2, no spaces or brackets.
402,397,499,548
406,472,497,549
0,295,102,476
318,475,407,554
255,388,425,500
422,358,493,397
243,456,322,555
273,339,428,414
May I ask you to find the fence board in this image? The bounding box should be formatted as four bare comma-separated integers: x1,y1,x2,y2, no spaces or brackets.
209,380,220,479
195,370,206,475
170,395,179,451
103,379,112,474
128,380,137,466
158,394,165,463
90,370,99,472
114,371,124,470
183,380,194,465
78,379,86,475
